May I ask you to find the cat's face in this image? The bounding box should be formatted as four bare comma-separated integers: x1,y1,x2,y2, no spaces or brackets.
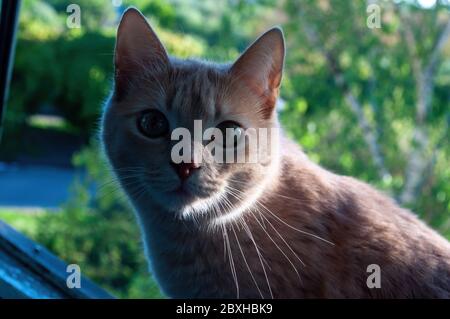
102,8,284,222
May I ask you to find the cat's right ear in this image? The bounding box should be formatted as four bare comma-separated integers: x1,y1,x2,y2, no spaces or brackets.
230,27,285,116
114,8,169,96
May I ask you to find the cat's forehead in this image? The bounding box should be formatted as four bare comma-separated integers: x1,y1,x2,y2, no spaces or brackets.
169,58,227,81
164,59,229,122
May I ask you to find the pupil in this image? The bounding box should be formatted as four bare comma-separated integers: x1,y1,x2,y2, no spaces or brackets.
138,110,168,138
144,113,164,133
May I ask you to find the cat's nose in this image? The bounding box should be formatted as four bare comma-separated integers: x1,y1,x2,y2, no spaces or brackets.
171,161,200,181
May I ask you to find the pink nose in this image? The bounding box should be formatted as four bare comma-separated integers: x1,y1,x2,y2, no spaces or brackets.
171,162,200,181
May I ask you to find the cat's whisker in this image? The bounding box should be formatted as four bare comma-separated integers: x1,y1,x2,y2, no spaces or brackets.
224,186,274,299
127,181,154,202
213,199,229,263
113,166,147,170
131,183,150,203
225,227,239,298
230,222,265,299
98,174,142,189
216,198,240,299
226,186,299,273
224,187,268,254
96,179,129,197
96,178,121,191
221,223,228,262
240,218,274,299
220,195,265,298
96,170,158,194
104,175,143,188
238,217,271,270
97,177,149,203
256,199,335,246
227,177,314,204
225,184,306,274
259,212,306,267
225,184,334,246
113,166,162,175
250,210,302,282
212,196,231,264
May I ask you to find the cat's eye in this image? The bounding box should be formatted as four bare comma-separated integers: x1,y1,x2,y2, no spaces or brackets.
137,110,169,138
215,121,244,148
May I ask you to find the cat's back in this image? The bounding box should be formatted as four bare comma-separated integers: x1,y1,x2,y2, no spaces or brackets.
337,175,450,297
277,138,450,297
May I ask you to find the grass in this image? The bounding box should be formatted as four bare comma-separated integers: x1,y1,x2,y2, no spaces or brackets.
0,208,47,237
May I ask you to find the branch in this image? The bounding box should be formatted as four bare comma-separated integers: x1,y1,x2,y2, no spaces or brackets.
425,17,450,76
397,7,450,205
297,6,390,180
420,18,450,122
344,93,390,179
401,113,449,206
398,127,430,205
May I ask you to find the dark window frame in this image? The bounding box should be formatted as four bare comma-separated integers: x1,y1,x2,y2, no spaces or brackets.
0,220,114,298
0,0,20,141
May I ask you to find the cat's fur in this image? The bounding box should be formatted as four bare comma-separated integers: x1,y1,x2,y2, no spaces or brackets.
102,8,450,298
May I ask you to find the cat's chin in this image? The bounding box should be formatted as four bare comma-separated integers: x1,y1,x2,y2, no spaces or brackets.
153,186,206,213
153,185,228,219
171,187,198,205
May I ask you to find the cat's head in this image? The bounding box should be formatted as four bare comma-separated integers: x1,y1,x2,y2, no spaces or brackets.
102,8,284,223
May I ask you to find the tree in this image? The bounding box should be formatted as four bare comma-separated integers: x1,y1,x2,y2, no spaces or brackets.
281,0,450,225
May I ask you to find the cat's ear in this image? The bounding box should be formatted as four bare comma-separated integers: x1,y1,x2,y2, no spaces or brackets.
230,27,285,110
114,8,169,94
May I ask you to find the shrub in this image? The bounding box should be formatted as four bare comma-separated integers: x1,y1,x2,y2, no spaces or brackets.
31,142,163,298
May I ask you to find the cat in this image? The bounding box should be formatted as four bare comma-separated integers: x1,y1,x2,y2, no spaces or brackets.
101,8,450,298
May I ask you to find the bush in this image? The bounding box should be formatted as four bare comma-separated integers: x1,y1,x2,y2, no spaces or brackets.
30,142,163,298
9,32,115,135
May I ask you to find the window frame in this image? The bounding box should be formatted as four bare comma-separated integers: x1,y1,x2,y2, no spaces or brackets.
0,0,21,141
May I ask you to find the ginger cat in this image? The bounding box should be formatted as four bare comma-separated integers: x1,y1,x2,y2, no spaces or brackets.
102,8,450,298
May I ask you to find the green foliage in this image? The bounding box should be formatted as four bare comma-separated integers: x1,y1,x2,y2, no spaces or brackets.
14,142,163,298
19,0,65,40
9,33,115,134
46,0,117,31
0,209,43,236
280,0,450,228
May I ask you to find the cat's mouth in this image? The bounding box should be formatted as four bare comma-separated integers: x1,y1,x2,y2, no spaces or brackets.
169,185,204,208
167,182,226,215
172,183,215,201
173,185,194,199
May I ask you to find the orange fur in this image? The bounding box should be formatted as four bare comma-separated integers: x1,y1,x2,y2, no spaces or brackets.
102,8,450,298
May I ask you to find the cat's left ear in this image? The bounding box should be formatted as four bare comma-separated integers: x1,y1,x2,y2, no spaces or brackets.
230,27,285,110
114,8,169,95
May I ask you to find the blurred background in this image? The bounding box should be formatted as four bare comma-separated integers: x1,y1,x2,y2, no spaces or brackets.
0,0,449,298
